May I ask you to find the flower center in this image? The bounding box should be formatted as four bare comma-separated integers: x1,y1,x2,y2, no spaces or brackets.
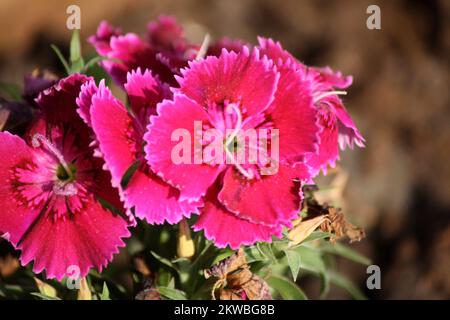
32,133,78,196
224,104,254,180
56,163,77,182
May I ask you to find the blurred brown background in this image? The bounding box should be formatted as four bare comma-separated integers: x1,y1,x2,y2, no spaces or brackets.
0,0,449,299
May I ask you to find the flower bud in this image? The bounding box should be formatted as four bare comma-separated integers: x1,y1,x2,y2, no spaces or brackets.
177,219,195,259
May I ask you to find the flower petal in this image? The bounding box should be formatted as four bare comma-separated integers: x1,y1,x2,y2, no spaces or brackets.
88,21,122,56
145,93,224,201
18,196,130,280
193,185,281,249
96,33,175,86
124,68,170,126
178,47,279,119
124,169,201,224
267,65,319,163
0,132,42,246
76,79,98,127
257,37,296,66
306,120,339,176
36,73,92,127
90,84,196,224
218,165,305,226
89,82,137,186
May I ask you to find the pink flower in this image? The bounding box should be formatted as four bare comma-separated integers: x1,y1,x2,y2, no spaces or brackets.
0,74,130,280
77,68,202,224
257,38,365,175
144,47,319,248
206,38,247,57
89,16,199,87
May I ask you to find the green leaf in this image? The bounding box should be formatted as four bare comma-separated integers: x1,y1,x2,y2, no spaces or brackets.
69,30,84,73
322,243,371,265
302,231,333,244
210,248,234,265
284,249,301,281
0,82,21,101
158,287,187,300
150,251,178,272
257,242,277,262
120,160,140,189
244,246,268,263
328,271,366,300
100,282,110,300
50,44,71,75
30,292,61,300
267,275,307,300
294,245,331,295
295,245,326,274
83,56,103,72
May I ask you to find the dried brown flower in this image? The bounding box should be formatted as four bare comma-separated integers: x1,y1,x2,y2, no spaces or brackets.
205,248,272,300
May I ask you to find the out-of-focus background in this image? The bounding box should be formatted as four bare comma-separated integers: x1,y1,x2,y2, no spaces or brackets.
0,0,449,299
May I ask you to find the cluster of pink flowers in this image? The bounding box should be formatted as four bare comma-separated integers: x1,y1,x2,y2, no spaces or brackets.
0,16,364,280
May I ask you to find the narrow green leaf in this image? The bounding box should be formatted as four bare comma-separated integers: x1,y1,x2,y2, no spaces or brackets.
50,44,71,75
120,160,140,189
83,56,103,71
322,243,371,265
256,242,276,262
30,292,61,300
244,246,268,263
210,248,234,265
150,251,178,272
302,231,333,244
328,271,366,300
284,249,301,281
158,287,187,300
0,82,22,101
295,245,326,273
267,275,307,300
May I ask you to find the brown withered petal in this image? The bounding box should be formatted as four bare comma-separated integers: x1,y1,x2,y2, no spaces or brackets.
135,288,162,300
135,277,162,300
320,207,365,243
204,248,247,280
227,269,272,300
288,215,329,247
205,248,272,300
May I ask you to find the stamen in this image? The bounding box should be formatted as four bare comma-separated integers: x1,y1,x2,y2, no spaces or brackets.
224,104,242,147
32,134,71,180
313,90,347,104
195,34,211,60
223,104,254,179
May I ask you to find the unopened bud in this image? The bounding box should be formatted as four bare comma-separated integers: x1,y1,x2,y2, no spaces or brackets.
177,219,195,259
77,277,92,300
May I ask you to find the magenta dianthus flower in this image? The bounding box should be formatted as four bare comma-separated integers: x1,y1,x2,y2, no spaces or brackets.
144,47,319,248
0,74,130,280
89,16,199,87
